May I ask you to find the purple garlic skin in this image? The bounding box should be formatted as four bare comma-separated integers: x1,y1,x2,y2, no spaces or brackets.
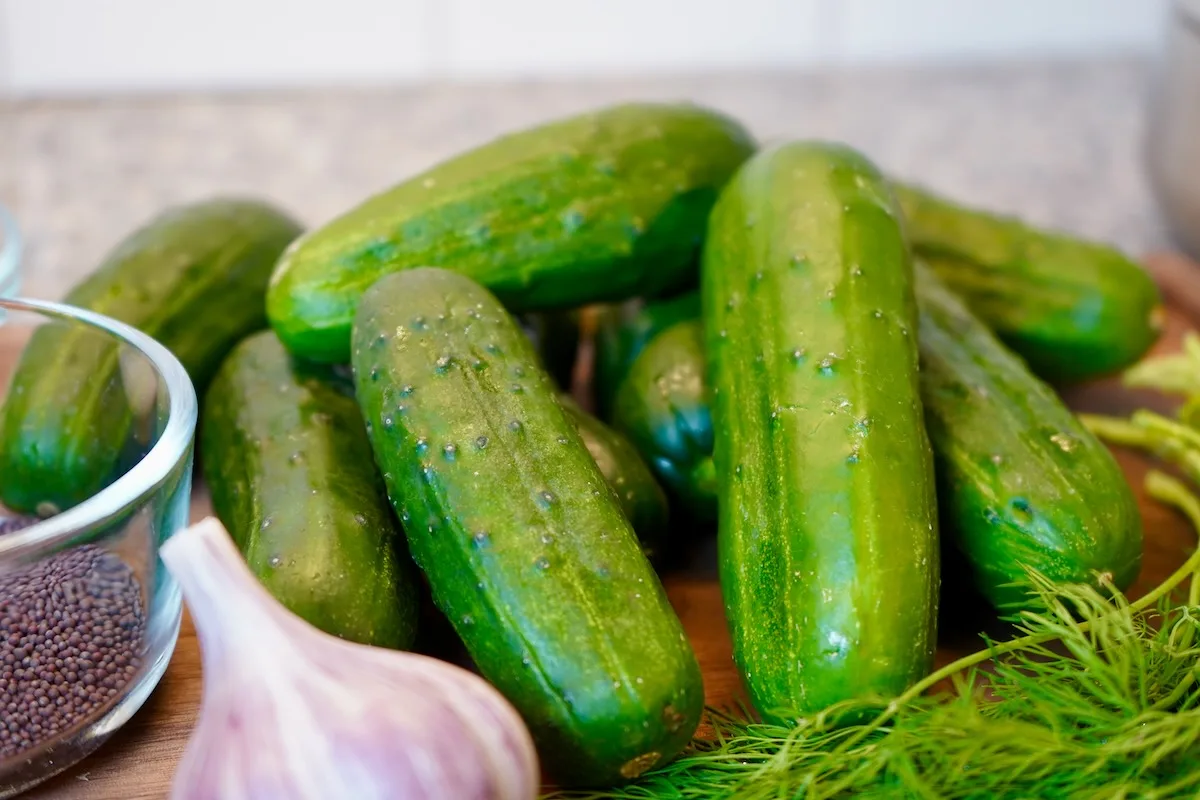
163,517,539,800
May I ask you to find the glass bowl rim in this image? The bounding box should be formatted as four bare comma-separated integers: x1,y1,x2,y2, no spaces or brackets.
0,297,198,558
0,204,21,298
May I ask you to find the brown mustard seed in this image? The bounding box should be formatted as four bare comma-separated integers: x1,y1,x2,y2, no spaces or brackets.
0,543,145,760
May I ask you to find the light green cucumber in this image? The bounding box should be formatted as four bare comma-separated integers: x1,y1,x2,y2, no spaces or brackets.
352,267,703,786
703,142,938,722
269,103,755,363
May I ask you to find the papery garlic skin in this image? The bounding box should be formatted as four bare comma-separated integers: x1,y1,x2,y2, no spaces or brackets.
162,517,539,800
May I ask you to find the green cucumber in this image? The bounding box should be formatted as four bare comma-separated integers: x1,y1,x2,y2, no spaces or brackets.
612,319,716,520
558,393,669,552
894,183,1162,382
352,267,702,786
270,102,755,363
0,198,301,515
202,330,419,649
703,142,938,722
519,306,669,540
612,269,1142,612
594,290,701,419
915,263,1142,611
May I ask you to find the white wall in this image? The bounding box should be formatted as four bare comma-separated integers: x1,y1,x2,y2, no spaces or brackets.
0,0,1172,95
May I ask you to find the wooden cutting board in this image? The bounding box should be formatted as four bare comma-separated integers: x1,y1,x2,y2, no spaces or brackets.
23,253,1200,799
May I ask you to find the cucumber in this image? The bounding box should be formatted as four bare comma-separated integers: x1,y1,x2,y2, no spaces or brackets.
0,198,301,515
351,267,703,785
519,308,669,542
521,312,670,544
594,290,701,419
270,103,755,363
915,263,1142,611
894,183,1162,382
612,270,1141,612
202,330,419,649
612,319,716,520
703,142,938,722
558,393,669,552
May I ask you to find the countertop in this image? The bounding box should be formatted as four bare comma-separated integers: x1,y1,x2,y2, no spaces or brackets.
0,57,1175,301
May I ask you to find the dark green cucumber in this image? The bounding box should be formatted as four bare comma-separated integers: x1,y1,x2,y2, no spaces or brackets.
612,320,716,520
558,393,669,551
270,103,755,363
915,263,1142,611
594,290,702,419
703,142,938,722
0,198,301,514
894,183,1162,382
202,330,419,649
352,268,702,786
522,309,581,390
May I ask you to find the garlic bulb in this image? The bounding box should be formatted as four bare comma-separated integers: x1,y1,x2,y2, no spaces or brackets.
162,517,539,800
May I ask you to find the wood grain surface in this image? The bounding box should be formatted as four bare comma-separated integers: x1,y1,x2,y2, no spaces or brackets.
21,253,1200,799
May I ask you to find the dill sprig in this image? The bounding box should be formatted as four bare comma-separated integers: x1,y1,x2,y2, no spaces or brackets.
1123,332,1200,398
545,399,1200,798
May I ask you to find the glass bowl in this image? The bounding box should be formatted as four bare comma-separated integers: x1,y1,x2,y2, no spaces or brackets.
0,297,197,797
0,205,22,298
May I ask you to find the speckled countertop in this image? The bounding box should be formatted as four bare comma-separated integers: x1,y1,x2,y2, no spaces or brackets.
0,57,1174,300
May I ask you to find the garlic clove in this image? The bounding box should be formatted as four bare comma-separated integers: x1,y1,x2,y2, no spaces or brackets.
162,517,539,800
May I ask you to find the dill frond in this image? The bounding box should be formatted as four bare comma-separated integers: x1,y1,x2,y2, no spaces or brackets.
550,564,1200,799
543,439,1200,798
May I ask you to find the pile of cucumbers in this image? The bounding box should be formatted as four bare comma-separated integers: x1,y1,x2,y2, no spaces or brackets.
0,102,1161,787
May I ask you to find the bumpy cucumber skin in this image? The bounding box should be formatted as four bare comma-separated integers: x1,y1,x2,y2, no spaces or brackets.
594,290,702,419
202,331,419,649
610,267,1141,611
270,103,755,363
522,306,669,541
558,394,670,552
0,198,301,514
613,319,717,520
352,268,702,786
703,142,938,722
894,183,1162,382
915,264,1142,611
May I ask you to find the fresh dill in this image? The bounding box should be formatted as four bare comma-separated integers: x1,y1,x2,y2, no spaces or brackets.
547,472,1200,799
543,344,1200,799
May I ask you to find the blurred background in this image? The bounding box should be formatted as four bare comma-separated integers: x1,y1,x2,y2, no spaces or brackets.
0,1,1170,92
0,0,1194,298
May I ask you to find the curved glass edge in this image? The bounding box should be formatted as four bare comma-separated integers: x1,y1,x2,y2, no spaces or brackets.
0,205,21,299
0,297,198,558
